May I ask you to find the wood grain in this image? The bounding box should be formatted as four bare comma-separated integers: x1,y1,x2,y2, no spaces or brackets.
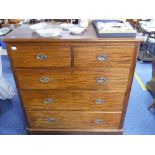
119,43,140,128
21,90,125,111
3,24,141,134
74,46,134,68
16,68,130,91
27,111,122,129
9,46,71,67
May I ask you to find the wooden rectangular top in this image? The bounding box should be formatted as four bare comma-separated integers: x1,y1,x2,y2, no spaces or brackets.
3,24,142,43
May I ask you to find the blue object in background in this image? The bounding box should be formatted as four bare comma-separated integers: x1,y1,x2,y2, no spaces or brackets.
0,37,2,47
0,56,26,134
0,27,11,49
0,37,6,49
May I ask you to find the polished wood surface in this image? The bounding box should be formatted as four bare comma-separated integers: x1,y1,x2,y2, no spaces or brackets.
21,90,125,111
3,25,141,42
27,111,121,129
4,24,141,134
74,46,134,68
119,44,140,128
9,46,71,67
8,44,70,51
16,68,130,91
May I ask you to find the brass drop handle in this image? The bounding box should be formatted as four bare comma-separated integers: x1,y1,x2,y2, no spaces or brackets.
96,54,108,61
95,99,104,105
96,77,107,83
40,76,50,83
47,118,56,123
36,54,48,61
94,119,103,125
43,97,53,104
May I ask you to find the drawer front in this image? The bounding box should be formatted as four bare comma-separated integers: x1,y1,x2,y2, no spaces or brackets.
21,90,125,111
27,111,121,129
74,46,135,68
16,69,130,91
9,45,71,67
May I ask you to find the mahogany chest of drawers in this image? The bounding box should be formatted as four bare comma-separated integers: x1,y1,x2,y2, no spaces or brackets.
3,25,141,134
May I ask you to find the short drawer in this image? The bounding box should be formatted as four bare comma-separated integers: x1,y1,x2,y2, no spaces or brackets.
8,45,71,67
16,68,130,91
27,111,121,129
21,90,125,111
74,46,135,68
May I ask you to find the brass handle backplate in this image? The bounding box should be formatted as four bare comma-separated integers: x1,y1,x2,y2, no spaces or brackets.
47,118,56,123
43,97,53,104
94,119,103,125
95,99,104,104
40,76,50,83
96,54,108,61
96,77,107,83
36,54,48,61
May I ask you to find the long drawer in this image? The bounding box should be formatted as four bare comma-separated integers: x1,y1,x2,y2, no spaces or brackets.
27,111,121,129
9,45,71,67
74,46,135,68
21,90,125,111
16,68,130,91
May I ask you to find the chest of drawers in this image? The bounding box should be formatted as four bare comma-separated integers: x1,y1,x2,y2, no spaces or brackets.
3,25,141,134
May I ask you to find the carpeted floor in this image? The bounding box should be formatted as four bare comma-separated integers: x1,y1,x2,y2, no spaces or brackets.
0,55,155,135
124,62,155,134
